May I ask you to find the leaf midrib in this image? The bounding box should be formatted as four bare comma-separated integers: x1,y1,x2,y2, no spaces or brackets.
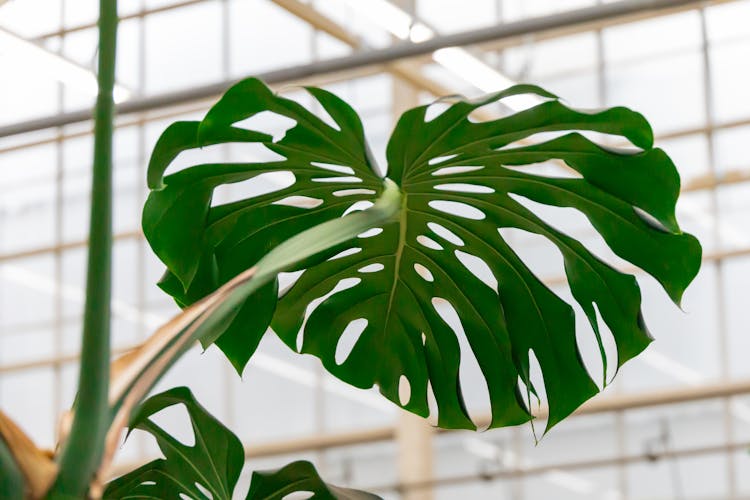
382,193,409,344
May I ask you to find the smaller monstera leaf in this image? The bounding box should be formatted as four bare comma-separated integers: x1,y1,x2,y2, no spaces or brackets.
145,78,701,434
246,461,380,500
144,77,384,372
103,387,244,500
104,388,380,500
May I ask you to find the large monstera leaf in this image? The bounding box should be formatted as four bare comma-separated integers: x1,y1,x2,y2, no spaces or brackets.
105,388,377,499
144,78,701,432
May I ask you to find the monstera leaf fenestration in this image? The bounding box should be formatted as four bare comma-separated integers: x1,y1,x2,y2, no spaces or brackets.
105,387,376,499
143,78,701,432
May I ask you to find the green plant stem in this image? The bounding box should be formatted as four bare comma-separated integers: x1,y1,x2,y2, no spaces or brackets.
50,0,117,496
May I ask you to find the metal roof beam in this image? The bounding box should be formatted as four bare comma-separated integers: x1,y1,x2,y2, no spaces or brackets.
0,0,728,139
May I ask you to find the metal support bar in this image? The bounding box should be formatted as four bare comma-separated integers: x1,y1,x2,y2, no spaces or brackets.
0,0,728,139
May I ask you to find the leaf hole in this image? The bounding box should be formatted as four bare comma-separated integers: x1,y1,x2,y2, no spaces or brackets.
432,165,484,176
343,200,374,216
416,235,443,251
431,297,490,426
179,494,192,500
427,222,464,247
327,247,362,261
233,110,297,142
311,176,362,183
454,250,498,294
494,130,576,150
506,193,633,271
314,100,342,132
596,303,620,385
272,195,324,209
510,161,584,180
426,381,439,426
500,129,639,151
336,318,368,365
498,226,566,287
278,270,305,297
164,143,285,178
527,349,548,417
298,278,362,351
428,154,459,165
211,171,295,207
333,188,376,197
148,403,195,447
414,263,434,282
467,101,503,122
358,227,383,238
399,375,412,406
282,492,315,500
573,298,621,389
580,129,644,149
434,183,495,194
424,101,451,122
359,263,384,273
311,161,355,175
195,482,213,499
552,282,611,390
429,200,486,220
634,206,669,232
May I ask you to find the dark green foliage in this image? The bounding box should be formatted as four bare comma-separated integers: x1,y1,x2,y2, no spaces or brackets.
144,77,701,432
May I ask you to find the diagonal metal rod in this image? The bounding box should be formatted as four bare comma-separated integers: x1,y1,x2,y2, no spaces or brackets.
0,0,726,139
